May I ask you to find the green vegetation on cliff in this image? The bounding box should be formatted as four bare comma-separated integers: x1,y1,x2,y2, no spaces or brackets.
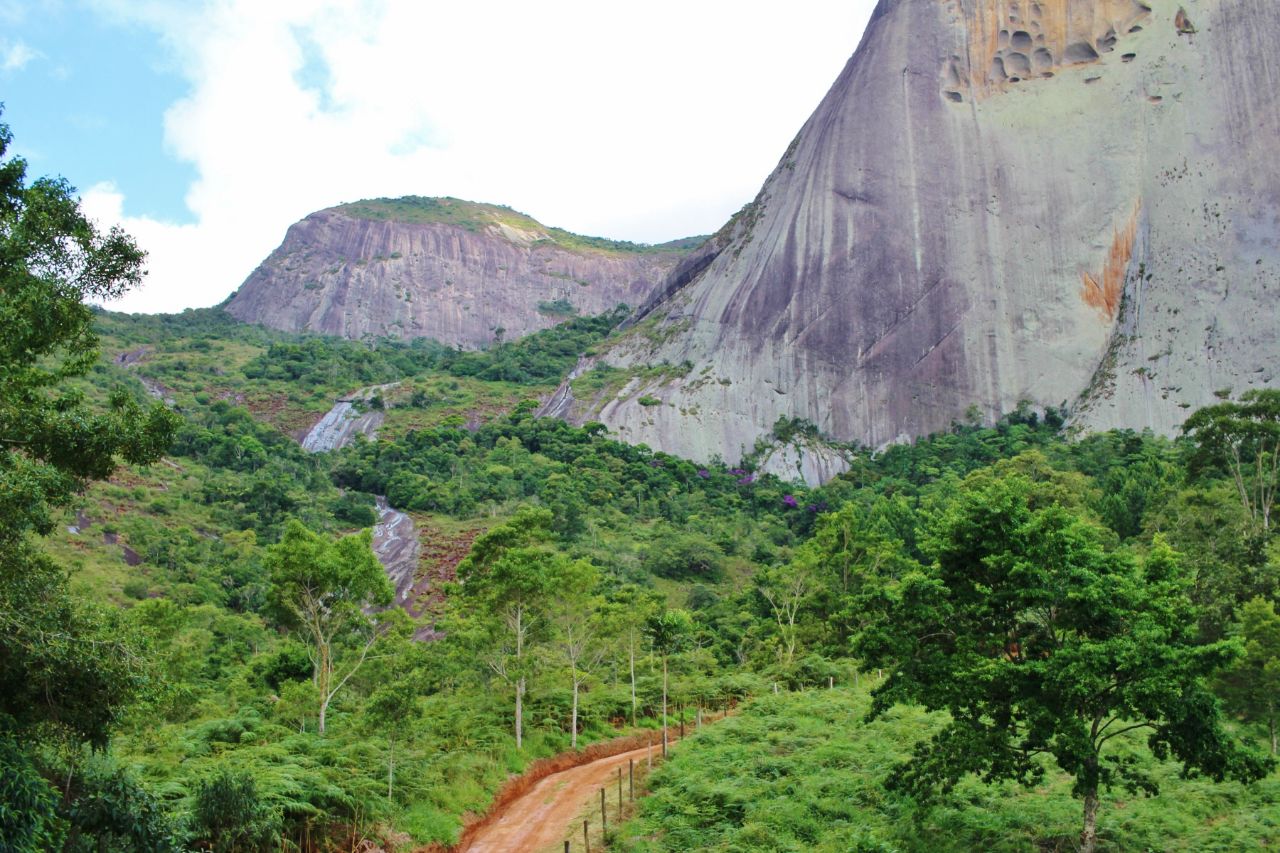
334,196,706,256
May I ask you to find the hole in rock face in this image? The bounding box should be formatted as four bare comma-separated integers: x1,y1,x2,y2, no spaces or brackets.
1004,52,1032,76
1033,47,1054,69
1011,30,1033,50
999,29,1011,48
1065,41,1101,63
1031,1,1044,15
1122,53,1137,62
1148,94,1163,103
989,56,1008,81
1129,25,1144,32
1085,76,1102,84
1042,71,1055,78
1097,28,1118,52
945,90,963,102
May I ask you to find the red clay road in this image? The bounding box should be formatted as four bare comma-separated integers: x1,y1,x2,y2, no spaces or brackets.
460,743,655,853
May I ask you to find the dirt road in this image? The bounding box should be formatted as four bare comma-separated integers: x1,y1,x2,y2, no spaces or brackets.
461,744,654,853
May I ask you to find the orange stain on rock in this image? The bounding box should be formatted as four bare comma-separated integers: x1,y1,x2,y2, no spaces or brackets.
1082,202,1140,321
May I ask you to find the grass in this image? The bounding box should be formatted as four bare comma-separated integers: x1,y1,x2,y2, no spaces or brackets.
334,196,706,257
377,376,549,440
617,686,1280,852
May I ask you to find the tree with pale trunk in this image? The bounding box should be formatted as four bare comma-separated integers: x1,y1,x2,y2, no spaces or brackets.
266,520,392,736
646,609,693,757
600,585,662,727
856,461,1271,853
455,507,579,750
1221,596,1280,754
551,560,603,748
366,680,421,801
756,561,815,668
1184,389,1280,536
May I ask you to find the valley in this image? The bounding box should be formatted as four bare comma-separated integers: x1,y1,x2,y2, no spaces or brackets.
5,1,1280,851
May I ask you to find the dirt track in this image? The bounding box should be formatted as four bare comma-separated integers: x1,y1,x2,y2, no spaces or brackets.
460,744,654,853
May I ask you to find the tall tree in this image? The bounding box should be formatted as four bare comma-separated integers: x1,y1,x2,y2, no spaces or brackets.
1220,596,1280,754
600,585,662,727
857,464,1272,853
0,111,179,849
366,680,422,800
1183,390,1280,535
646,609,693,757
453,507,567,749
266,520,392,735
551,560,602,748
755,560,815,668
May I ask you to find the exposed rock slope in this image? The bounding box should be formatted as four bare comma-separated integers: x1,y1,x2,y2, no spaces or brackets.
225,197,700,348
565,0,1280,478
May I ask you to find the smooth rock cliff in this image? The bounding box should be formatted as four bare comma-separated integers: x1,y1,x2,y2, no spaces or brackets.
226,197,700,348
563,0,1280,477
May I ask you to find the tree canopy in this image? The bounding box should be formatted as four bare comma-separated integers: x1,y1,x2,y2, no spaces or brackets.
857,461,1272,852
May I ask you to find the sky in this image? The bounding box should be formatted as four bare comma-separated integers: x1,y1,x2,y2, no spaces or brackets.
2,0,878,313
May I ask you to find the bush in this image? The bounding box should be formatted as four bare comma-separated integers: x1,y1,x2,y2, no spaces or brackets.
189,768,279,852
0,735,62,852
332,491,378,527
642,533,724,581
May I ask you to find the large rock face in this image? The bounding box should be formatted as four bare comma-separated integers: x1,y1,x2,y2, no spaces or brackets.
225,198,698,348
568,0,1280,476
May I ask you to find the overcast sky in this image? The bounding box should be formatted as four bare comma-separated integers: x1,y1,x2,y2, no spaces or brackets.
2,0,877,313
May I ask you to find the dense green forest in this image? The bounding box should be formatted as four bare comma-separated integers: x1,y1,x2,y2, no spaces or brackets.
5,116,1280,852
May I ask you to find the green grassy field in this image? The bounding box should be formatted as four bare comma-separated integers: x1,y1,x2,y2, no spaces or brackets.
620,687,1280,852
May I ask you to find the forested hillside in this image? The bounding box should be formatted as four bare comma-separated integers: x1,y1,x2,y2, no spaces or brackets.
5,114,1280,853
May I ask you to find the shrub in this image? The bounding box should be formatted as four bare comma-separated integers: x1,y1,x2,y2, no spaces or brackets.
189,768,279,852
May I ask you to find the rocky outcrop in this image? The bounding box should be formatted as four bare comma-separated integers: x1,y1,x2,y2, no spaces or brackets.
564,0,1280,481
225,198,699,348
299,385,395,453
372,497,423,610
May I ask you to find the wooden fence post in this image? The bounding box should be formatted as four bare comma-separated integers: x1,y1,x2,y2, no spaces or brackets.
618,767,623,821
601,788,607,834
629,758,634,800
583,820,590,853
565,841,570,853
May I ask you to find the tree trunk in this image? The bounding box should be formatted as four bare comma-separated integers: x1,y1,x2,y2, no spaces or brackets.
1081,787,1100,853
571,670,579,749
661,655,669,757
515,605,525,750
316,641,332,735
388,741,395,800
629,631,637,727
515,676,524,750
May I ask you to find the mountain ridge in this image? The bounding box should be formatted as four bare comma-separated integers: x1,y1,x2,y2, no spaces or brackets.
559,0,1280,482
225,196,704,349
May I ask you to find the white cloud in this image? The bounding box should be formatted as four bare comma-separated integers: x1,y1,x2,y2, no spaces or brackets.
83,0,879,314
1,39,40,71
